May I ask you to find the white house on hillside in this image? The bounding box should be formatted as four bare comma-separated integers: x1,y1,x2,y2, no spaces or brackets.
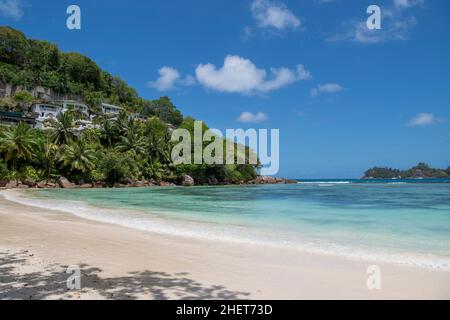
28,100,148,130
54,100,89,117
101,103,122,116
130,113,148,122
31,103,63,129
30,100,89,129
31,103,63,121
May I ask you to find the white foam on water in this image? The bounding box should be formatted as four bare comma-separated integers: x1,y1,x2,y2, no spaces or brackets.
2,189,450,272
298,181,354,187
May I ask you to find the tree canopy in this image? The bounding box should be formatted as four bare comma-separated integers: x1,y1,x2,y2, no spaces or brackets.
363,163,449,179
0,26,182,125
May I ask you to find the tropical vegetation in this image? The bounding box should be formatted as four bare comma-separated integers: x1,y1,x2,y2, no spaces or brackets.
0,106,258,186
0,26,182,125
363,163,450,179
0,26,258,186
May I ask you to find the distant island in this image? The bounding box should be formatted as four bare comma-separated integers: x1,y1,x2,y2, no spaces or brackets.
363,163,450,179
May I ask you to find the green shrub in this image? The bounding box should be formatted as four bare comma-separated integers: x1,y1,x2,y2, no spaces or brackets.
99,152,134,184
0,97,15,110
237,164,257,181
224,165,244,183
13,91,33,104
0,159,10,180
23,166,40,181
90,169,105,183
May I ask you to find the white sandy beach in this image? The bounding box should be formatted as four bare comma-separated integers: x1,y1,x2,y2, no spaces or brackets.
0,191,449,300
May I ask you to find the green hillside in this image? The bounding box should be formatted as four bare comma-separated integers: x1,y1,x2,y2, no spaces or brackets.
0,26,258,186
0,26,182,125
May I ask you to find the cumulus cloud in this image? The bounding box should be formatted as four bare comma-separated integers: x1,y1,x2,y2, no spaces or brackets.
148,67,180,91
237,111,268,123
149,56,310,94
250,0,300,30
195,55,311,94
328,0,422,43
409,113,447,126
0,0,25,19
310,83,343,96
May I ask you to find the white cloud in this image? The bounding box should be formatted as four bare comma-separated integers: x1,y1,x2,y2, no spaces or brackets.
0,0,25,19
409,113,447,126
149,56,311,94
394,0,424,9
195,55,311,94
241,26,254,41
237,111,268,123
148,67,180,91
328,0,422,43
180,75,196,86
329,17,417,44
250,0,300,30
310,83,343,96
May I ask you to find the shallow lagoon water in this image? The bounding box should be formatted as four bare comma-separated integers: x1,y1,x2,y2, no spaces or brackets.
12,180,450,270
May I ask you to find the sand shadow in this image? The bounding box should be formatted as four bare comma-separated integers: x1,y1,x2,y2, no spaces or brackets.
0,251,250,300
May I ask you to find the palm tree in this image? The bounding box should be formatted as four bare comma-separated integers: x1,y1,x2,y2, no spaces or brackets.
115,128,147,157
147,132,171,164
60,138,97,175
0,122,37,179
51,112,74,146
34,135,58,181
115,110,132,135
145,158,165,180
99,119,118,147
143,117,172,164
65,105,86,121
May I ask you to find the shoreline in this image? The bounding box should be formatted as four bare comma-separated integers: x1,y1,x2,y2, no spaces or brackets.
0,175,298,191
4,189,450,272
1,192,450,299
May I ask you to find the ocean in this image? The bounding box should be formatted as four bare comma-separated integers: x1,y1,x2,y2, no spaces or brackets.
7,179,450,271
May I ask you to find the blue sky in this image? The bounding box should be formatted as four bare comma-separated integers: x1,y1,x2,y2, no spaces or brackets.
1,0,449,178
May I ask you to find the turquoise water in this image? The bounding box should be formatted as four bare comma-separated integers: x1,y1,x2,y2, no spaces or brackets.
9,180,450,270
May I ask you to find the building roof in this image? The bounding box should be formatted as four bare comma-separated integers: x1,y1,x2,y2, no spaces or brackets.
31,103,62,108
53,99,85,104
0,110,36,124
101,103,122,110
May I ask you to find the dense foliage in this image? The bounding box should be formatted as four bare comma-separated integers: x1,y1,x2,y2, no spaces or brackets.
0,26,183,126
0,26,258,185
363,163,449,179
0,112,257,185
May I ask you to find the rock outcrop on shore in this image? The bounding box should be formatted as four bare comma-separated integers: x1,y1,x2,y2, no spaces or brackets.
58,177,75,189
249,176,297,185
0,175,297,190
182,175,195,187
